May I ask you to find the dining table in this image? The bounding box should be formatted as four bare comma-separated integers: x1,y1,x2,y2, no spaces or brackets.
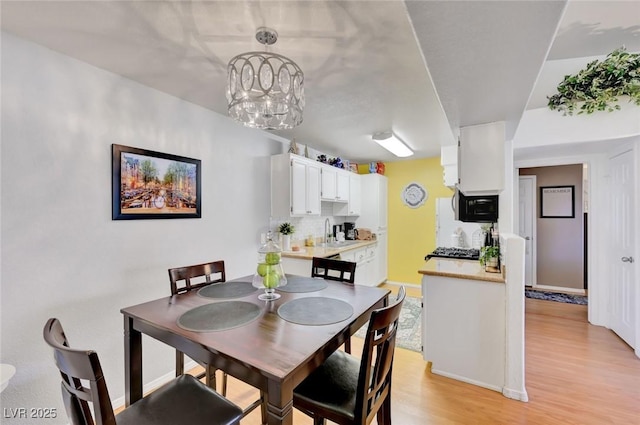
121,274,390,425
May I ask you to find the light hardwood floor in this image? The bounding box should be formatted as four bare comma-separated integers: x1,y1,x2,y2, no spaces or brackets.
171,284,640,424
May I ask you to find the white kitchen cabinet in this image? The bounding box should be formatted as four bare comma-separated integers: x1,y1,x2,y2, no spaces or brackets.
320,165,349,202
336,170,350,202
320,166,337,201
458,121,505,195
333,173,361,216
271,153,321,217
358,174,387,285
441,145,458,188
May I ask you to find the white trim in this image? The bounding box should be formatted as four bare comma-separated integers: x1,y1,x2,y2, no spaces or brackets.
502,387,529,402
384,280,420,289
531,284,586,296
430,368,503,393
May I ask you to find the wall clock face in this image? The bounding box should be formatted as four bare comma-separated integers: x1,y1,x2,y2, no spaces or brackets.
402,182,428,208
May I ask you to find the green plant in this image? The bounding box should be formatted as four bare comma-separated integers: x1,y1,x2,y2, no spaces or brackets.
278,222,295,235
479,245,500,267
547,47,640,116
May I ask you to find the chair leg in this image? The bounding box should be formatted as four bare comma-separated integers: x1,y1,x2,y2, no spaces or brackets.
205,365,217,391
344,337,351,354
175,351,184,377
221,372,228,396
377,393,392,425
313,417,326,425
260,391,267,425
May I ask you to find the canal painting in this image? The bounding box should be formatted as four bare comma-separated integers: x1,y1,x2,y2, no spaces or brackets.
112,144,201,220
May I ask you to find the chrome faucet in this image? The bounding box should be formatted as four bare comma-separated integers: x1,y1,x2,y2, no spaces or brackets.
324,218,331,245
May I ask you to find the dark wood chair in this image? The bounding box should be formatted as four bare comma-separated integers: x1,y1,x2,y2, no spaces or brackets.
311,256,357,284
43,318,243,425
168,260,266,424
312,256,357,352
293,286,406,425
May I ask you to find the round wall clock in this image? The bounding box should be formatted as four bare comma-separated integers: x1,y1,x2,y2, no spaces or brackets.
402,182,428,208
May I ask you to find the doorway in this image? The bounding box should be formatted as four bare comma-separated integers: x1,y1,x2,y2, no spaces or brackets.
518,164,586,295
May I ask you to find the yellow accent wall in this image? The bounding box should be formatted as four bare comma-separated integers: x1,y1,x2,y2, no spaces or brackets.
384,157,454,284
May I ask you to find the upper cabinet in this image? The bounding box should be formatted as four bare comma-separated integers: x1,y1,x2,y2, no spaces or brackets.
321,167,349,202
441,145,458,188
271,153,321,217
333,173,361,217
457,121,505,195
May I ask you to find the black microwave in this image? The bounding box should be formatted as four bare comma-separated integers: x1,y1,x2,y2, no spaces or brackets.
454,190,498,223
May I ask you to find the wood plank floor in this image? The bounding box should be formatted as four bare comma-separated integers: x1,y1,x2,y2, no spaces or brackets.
161,283,640,424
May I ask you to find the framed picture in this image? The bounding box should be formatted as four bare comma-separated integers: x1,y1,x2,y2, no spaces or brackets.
112,144,201,220
540,185,575,218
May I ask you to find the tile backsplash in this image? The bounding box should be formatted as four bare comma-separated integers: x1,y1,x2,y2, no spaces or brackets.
271,202,353,245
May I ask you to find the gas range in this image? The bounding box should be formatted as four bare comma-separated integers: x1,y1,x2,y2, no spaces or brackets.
425,247,480,261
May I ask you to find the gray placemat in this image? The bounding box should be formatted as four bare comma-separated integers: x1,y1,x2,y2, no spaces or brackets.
177,301,261,332
277,275,328,293
277,297,353,326
198,281,257,299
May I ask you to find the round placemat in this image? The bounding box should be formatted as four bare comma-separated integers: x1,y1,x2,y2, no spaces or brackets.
198,281,257,299
177,301,261,332
277,275,328,293
277,297,353,326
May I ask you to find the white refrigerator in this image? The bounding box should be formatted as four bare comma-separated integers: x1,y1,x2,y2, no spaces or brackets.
358,174,388,284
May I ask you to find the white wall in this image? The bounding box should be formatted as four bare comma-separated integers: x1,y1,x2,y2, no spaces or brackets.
0,33,288,423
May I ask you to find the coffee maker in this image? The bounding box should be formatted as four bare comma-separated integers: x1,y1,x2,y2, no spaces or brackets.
343,222,356,240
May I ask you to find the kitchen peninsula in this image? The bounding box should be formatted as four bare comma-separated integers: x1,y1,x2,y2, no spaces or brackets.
419,234,528,401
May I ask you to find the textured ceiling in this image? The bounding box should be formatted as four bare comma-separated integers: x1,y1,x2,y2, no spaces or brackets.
2,1,638,163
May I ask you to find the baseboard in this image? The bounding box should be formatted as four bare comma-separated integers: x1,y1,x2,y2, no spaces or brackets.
430,368,503,393
502,387,529,402
384,280,420,288
111,360,198,409
531,284,586,295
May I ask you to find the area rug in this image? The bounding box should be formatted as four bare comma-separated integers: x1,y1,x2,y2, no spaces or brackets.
354,295,422,352
525,289,588,305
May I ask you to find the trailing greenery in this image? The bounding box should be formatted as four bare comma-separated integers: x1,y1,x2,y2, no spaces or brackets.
547,47,640,115
479,245,500,267
278,222,295,235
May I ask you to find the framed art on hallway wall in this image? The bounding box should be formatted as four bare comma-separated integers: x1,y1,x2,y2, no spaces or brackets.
540,185,574,218
111,144,201,220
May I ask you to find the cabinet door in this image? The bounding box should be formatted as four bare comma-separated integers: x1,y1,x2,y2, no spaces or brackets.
320,167,337,201
379,176,388,228
348,174,362,216
458,122,504,194
306,163,321,215
291,159,308,215
336,171,350,202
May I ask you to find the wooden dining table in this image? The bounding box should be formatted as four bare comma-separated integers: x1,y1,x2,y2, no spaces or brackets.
121,276,389,425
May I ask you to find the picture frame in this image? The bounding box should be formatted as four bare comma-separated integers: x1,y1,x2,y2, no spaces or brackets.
112,144,201,220
540,185,575,218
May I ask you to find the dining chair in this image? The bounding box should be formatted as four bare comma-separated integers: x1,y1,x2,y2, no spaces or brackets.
311,256,357,284
293,286,406,425
168,260,267,424
43,318,243,425
311,256,357,353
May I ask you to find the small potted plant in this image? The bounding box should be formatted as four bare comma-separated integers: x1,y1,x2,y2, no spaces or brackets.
479,245,500,272
278,222,295,251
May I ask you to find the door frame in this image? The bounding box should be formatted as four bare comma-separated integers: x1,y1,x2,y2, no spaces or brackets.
518,175,537,287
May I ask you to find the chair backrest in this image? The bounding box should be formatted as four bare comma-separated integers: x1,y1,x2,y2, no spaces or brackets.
43,318,115,425
311,257,356,284
168,260,226,295
355,287,406,424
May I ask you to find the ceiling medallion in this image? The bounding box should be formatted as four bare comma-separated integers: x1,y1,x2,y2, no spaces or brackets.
402,182,428,208
226,27,304,130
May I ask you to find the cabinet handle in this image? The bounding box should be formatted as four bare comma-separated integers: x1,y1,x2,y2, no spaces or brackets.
622,257,634,263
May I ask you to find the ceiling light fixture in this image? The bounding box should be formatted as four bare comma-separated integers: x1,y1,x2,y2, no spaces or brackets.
372,131,413,157
226,27,304,130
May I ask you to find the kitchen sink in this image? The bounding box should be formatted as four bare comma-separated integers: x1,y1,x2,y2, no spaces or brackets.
322,240,360,248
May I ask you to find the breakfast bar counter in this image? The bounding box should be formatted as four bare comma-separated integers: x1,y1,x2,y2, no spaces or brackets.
419,257,505,283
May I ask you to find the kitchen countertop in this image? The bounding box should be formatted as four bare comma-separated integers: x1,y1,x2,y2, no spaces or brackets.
281,239,376,260
419,257,505,284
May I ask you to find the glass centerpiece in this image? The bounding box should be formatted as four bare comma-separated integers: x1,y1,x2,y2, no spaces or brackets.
252,231,287,300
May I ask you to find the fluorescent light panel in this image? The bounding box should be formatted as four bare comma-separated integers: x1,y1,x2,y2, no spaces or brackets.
372,132,413,157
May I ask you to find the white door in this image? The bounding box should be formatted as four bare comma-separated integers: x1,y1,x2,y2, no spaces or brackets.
518,176,536,287
610,149,636,349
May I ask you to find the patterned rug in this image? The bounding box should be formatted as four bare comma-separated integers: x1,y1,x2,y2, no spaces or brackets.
354,295,422,352
525,289,588,305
